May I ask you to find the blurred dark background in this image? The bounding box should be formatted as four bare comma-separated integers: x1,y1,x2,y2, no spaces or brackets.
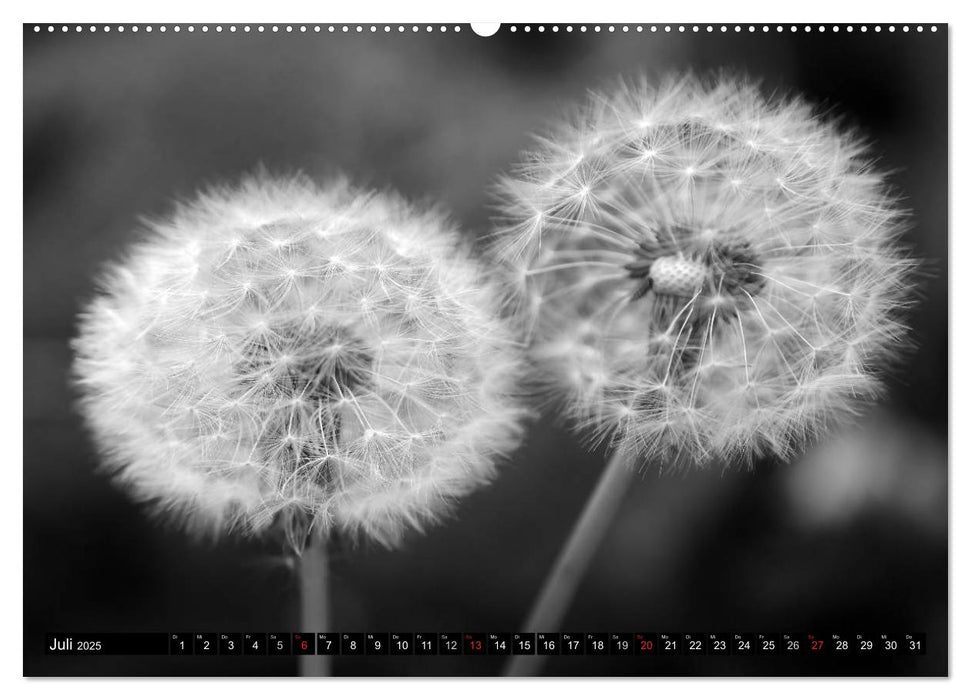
23,24,947,676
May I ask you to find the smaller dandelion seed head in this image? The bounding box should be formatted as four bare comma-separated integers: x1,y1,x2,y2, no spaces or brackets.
490,74,919,469
72,173,529,549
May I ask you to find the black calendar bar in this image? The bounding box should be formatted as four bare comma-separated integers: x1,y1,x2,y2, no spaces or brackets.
43,632,928,656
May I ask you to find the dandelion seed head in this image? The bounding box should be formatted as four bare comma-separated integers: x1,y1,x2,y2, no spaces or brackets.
491,75,917,467
73,174,528,549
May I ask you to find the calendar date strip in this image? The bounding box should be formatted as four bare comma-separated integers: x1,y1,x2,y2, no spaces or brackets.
45,632,926,656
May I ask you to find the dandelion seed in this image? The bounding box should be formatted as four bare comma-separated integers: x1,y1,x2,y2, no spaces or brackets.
492,74,917,467
73,173,528,550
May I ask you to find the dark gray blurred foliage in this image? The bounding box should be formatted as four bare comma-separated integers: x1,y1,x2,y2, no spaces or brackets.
24,25,946,676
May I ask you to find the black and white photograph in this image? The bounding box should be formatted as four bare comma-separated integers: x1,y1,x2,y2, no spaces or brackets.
21,14,950,682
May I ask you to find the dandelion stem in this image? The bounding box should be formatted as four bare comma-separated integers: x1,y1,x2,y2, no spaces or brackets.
298,538,331,677
505,448,637,676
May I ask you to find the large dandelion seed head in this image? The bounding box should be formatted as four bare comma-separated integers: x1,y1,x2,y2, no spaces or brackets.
492,75,916,467
73,174,528,549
